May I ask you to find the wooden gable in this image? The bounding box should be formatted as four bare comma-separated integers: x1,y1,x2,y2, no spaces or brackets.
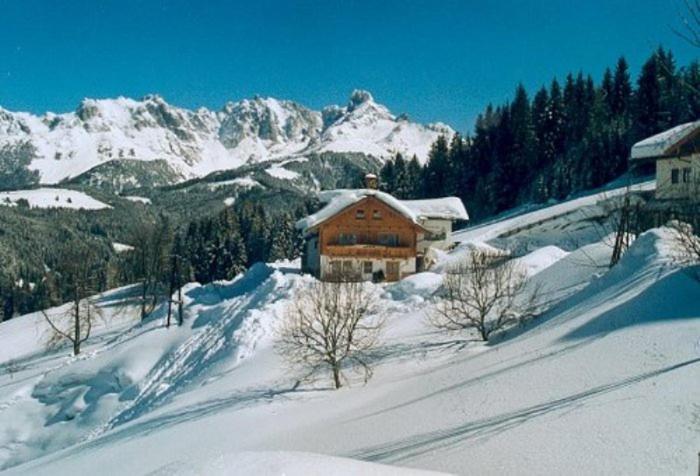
671,127,700,158
318,196,423,257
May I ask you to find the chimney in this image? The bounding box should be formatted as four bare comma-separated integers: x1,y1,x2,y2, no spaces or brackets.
364,173,378,190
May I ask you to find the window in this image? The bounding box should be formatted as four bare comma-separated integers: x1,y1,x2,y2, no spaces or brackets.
355,209,365,219
425,229,446,241
329,261,341,276
363,261,373,274
372,209,382,220
682,167,692,183
342,261,354,274
338,233,357,245
671,168,680,185
378,233,399,247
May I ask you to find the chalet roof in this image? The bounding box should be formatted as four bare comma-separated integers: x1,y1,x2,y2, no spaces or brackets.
631,120,700,160
296,189,468,233
402,197,469,221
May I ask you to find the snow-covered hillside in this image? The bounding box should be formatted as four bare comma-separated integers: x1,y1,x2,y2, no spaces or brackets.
0,90,452,186
0,188,110,210
0,187,698,475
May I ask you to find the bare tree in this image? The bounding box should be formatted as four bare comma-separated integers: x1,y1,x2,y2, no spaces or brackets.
276,278,382,389
166,235,185,327
606,188,643,267
42,242,104,356
431,249,540,341
132,215,172,320
674,0,700,48
668,178,700,278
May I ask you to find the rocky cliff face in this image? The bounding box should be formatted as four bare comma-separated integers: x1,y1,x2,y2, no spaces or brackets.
0,90,453,187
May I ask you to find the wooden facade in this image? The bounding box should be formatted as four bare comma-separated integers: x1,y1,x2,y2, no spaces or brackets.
314,196,424,281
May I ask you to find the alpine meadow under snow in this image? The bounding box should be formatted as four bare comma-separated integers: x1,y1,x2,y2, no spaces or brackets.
0,183,698,475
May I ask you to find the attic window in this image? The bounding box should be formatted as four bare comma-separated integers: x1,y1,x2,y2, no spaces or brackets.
355,209,365,219
372,210,382,220
671,168,680,184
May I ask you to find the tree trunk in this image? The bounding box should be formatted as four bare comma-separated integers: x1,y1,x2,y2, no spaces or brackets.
73,299,81,356
141,280,148,320
177,285,183,326
332,366,342,389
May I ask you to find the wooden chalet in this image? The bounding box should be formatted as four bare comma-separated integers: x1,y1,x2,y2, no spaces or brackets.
297,174,468,282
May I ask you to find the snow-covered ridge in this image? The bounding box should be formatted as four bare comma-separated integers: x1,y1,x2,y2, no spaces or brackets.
0,90,454,185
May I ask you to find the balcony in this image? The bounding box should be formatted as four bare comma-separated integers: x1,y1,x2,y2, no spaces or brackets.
324,244,414,259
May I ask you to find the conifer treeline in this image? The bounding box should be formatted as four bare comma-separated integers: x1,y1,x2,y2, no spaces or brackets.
178,201,307,284
379,48,700,221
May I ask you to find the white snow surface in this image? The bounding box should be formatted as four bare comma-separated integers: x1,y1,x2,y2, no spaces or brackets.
112,242,135,253
265,165,300,180
207,176,262,190
1,190,699,475
0,188,110,210
122,196,151,204
0,90,451,184
161,450,449,476
631,120,700,159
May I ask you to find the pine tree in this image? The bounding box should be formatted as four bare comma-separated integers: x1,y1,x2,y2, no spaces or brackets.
379,160,395,193
423,136,450,198
406,155,423,198
634,50,663,140
612,57,632,117
392,153,409,198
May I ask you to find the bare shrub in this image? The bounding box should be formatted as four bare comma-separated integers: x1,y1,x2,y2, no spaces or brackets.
431,248,540,341
42,242,104,356
276,278,382,389
669,220,700,280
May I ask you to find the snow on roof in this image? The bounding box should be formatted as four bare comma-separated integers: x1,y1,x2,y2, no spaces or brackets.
402,197,469,221
631,121,700,159
296,189,468,232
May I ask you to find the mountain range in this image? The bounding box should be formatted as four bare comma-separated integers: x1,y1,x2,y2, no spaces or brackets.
0,90,452,187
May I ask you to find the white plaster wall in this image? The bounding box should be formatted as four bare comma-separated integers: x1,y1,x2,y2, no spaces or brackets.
656,154,700,200
319,255,416,281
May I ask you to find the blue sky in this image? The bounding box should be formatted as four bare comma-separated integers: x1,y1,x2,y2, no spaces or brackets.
0,0,696,132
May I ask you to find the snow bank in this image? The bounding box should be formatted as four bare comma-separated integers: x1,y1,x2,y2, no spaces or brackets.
454,180,655,245
0,188,110,210
514,245,569,277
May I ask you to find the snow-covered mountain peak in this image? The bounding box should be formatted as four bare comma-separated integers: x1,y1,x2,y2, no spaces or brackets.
0,91,453,186
348,89,375,109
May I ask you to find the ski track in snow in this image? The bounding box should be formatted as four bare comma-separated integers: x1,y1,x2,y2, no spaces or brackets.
97,264,294,434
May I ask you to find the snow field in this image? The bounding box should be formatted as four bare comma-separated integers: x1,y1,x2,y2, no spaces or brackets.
0,187,698,475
